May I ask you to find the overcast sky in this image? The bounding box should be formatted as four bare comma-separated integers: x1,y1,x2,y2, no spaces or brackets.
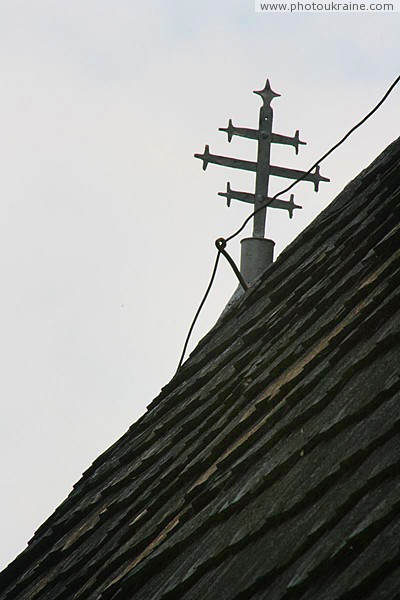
0,1,398,570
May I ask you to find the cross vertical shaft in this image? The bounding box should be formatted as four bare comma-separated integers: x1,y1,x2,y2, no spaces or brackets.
253,101,273,238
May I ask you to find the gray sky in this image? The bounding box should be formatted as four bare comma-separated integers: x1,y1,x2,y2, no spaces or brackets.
0,0,398,570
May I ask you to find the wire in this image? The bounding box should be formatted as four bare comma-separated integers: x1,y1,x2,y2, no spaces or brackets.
226,74,400,244
215,238,249,291
176,241,248,371
177,74,400,370
176,250,221,371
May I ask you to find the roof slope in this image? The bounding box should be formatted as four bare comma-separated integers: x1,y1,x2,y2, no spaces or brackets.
1,138,400,600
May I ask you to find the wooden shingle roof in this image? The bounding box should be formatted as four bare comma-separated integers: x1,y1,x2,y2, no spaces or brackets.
1,137,400,600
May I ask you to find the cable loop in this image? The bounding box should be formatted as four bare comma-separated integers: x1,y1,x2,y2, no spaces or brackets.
215,237,227,250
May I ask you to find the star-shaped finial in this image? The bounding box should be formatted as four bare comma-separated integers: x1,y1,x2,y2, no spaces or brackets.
253,79,281,107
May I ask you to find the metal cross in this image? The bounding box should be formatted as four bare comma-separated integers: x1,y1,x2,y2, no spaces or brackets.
195,80,330,239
